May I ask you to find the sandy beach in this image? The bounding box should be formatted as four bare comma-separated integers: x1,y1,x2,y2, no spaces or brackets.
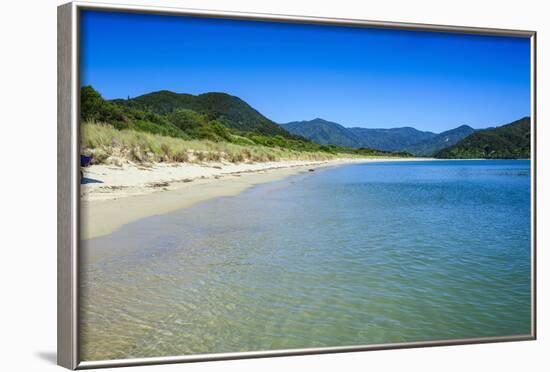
81,158,422,240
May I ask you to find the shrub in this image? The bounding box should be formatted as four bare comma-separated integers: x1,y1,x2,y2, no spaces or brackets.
80,122,371,166
195,151,206,162
206,152,221,162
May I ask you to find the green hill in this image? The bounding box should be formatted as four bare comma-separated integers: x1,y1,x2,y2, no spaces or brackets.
347,127,436,152
404,125,476,156
281,118,363,148
281,118,438,151
435,117,531,159
81,86,189,138
80,86,404,163
112,90,292,138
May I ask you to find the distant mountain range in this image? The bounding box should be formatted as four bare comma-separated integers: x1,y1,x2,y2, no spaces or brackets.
82,86,530,160
348,126,437,152
435,117,530,159
281,118,475,156
280,118,363,148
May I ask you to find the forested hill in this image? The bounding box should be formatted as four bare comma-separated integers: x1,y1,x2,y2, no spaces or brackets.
281,118,363,148
403,125,476,156
111,90,292,138
83,87,530,160
347,126,436,152
435,117,531,159
80,86,405,159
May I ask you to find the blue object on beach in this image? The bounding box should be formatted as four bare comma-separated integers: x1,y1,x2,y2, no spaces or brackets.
81,155,92,167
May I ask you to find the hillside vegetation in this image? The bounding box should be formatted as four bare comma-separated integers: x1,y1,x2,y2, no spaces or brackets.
112,90,293,138
435,117,531,159
81,86,407,164
82,122,342,164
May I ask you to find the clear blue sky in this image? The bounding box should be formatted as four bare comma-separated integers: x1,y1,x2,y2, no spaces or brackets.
81,10,531,133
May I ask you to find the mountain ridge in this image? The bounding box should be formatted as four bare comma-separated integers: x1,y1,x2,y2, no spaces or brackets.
112,90,294,138
281,118,476,155
435,117,530,159
347,126,436,152
403,125,476,156
281,118,363,148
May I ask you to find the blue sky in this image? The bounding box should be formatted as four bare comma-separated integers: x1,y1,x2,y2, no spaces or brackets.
80,10,531,133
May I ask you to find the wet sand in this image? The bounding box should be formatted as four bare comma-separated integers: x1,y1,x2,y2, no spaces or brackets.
81,158,426,239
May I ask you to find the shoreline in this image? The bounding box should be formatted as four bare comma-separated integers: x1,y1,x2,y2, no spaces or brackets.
81,157,428,240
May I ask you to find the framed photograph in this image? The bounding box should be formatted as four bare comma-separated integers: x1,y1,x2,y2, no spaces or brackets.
58,1,537,369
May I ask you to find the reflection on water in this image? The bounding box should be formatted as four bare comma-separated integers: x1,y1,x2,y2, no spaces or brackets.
80,160,531,361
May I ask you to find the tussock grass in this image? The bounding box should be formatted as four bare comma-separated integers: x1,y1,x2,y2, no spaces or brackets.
81,122,352,165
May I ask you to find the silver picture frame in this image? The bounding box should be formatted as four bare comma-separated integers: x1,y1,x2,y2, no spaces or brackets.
58,1,537,369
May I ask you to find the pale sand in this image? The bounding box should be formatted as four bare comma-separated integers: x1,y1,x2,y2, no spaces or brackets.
81,158,426,240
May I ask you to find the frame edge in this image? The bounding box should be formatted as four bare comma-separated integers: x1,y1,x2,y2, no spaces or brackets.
73,0,536,37
64,2,537,369
531,31,537,341
58,2,78,370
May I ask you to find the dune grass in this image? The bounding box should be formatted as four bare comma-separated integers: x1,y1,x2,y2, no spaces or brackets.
81,122,353,165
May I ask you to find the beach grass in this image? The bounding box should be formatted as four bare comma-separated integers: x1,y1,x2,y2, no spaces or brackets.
81,122,351,165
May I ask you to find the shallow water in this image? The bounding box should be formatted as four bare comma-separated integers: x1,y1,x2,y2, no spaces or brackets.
80,160,532,360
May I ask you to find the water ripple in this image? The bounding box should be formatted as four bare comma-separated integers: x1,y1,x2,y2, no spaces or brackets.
80,160,531,360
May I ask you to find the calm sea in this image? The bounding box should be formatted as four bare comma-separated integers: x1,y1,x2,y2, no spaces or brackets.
80,160,532,360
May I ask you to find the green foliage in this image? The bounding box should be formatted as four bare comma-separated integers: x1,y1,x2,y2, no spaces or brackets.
435,117,531,159
81,86,104,121
113,90,297,138
81,86,410,161
81,122,343,164
166,109,233,142
167,109,205,131
81,86,188,137
81,86,127,127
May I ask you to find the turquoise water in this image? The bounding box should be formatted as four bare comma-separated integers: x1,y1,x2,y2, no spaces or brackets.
80,160,532,360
